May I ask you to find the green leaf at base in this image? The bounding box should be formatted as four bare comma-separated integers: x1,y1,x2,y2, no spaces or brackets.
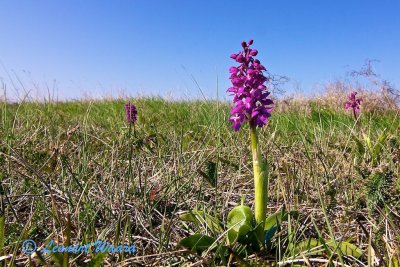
227,205,253,245
292,238,363,258
179,210,223,234
179,234,216,254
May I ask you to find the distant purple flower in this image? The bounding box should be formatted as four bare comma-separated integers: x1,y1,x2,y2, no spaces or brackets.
125,101,137,124
227,39,273,131
345,91,363,114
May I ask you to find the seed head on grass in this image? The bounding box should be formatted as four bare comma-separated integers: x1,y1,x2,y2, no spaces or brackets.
125,102,137,124
227,39,273,131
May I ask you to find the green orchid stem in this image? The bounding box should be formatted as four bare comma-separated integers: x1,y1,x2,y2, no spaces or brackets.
249,123,268,243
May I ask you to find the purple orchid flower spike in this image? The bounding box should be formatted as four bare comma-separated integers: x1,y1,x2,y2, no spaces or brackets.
125,101,137,124
345,91,363,118
227,39,273,242
227,39,273,131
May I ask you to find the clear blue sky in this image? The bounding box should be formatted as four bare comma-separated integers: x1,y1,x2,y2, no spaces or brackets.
1,0,399,100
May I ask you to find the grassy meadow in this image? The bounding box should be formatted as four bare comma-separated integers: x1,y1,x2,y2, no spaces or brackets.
0,94,399,266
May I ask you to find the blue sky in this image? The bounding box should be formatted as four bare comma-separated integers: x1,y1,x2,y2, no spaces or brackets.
0,0,399,100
